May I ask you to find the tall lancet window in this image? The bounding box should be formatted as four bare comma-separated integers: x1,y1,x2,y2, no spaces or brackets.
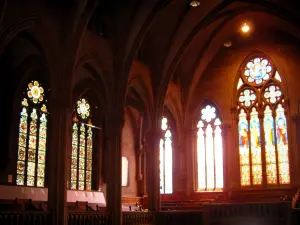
16,81,48,187
160,118,173,194
237,56,290,187
197,105,223,191
71,98,94,191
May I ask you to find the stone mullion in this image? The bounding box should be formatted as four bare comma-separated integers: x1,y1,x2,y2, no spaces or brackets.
258,111,267,187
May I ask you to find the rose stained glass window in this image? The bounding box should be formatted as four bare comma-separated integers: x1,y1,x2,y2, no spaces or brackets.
71,98,93,191
237,55,290,187
160,118,173,194
244,57,272,85
197,104,223,191
16,81,48,187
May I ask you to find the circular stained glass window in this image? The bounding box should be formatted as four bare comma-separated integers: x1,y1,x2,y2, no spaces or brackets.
263,85,282,104
76,98,90,119
244,57,272,85
27,81,44,104
201,105,216,123
239,89,256,107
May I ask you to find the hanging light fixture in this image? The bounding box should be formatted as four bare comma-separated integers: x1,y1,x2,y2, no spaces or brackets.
241,23,250,33
190,0,200,7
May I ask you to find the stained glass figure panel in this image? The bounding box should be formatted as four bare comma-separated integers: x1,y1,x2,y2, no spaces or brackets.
238,110,251,186
250,108,262,185
275,104,290,184
238,56,290,188
264,106,277,184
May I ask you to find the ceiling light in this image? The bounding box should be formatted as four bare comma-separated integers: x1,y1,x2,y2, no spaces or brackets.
241,23,250,33
190,0,200,7
224,41,232,48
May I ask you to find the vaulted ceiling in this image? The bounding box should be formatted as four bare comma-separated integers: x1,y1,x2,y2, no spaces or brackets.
90,0,300,123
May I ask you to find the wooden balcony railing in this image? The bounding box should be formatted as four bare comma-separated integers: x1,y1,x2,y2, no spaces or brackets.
0,211,50,225
123,212,154,225
68,212,109,225
155,211,203,225
203,202,291,225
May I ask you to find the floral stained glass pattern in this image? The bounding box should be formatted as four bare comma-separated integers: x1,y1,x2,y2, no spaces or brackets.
244,57,272,85
264,85,282,104
71,98,94,191
239,89,256,107
237,55,290,187
197,105,223,191
160,118,173,194
77,99,90,119
16,81,48,187
27,81,44,104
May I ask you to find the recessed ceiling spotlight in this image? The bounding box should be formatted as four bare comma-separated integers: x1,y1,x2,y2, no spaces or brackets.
224,41,232,48
190,0,200,7
241,23,250,33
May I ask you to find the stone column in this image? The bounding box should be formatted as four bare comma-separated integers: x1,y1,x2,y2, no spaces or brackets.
221,124,231,191
145,129,161,211
105,113,124,225
48,98,71,225
185,128,196,195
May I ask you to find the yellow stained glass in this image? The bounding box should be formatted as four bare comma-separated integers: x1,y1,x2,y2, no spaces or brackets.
16,81,48,188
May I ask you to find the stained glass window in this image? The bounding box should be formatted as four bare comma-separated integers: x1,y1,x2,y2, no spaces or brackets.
197,105,223,191
71,98,94,191
237,55,290,187
16,81,48,187
160,118,173,194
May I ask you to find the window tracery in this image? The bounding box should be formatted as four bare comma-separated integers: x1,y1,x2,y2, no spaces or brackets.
196,104,223,191
16,81,48,187
237,56,290,187
71,98,93,191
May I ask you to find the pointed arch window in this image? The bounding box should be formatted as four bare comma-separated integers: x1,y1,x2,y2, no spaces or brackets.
196,105,223,191
237,56,290,187
16,81,48,187
70,98,94,191
160,118,173,194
